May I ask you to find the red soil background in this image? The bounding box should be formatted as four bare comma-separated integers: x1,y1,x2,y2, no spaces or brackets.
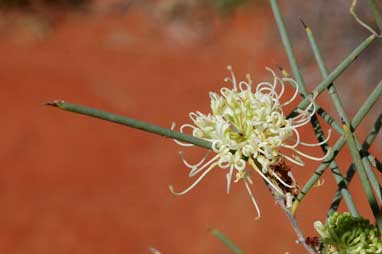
0,1,380,254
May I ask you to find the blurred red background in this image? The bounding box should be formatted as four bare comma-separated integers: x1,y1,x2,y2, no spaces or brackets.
0,1,381,253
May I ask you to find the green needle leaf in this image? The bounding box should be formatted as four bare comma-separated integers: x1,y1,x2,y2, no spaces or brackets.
209,227,243,254
46,100,212,150
292,82,382,214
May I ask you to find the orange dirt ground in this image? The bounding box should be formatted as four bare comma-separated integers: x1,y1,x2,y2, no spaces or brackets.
0,4,379,254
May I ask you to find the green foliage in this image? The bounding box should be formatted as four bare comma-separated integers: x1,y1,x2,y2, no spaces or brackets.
206,0,248,16
314,212,382,254
209,227,243,254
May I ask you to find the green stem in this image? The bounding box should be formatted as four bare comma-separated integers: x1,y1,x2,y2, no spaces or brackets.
357,141,382,203
269,0,306,92
368,0,382,32
315,107,344,135
328,114,382,215
300,21,359,216
46,100,212,150
313,41,382,212
270,0,359,217
292,82,382,214
363,114,382,151
343,124,382,232
303,21,364,216
281,67,343,135
209,227,243,254
303,21,349,122
289,33,376,118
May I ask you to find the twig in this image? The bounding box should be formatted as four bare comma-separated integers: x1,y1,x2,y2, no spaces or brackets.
271,188,318,254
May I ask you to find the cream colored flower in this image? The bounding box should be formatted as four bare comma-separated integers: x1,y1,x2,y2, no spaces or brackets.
170,66,330,218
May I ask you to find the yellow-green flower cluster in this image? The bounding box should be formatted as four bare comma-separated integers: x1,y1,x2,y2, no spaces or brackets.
314,212,382,254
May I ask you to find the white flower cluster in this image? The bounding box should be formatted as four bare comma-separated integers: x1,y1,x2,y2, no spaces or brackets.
170,66,330,218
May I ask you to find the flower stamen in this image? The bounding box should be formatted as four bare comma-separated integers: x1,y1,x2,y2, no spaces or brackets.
298,129,332,147
169,162,218,196
178,150,211,170
270,170,296,189
171,66,330,215
244,178,261,219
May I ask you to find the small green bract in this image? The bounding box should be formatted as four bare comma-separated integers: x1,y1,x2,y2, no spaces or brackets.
314,212,382,254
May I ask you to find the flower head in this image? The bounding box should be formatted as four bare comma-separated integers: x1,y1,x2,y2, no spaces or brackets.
170,66,330,218
314,212,382,254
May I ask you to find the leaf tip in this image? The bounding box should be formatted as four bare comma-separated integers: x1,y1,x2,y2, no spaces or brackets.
45,100,65,108
299,17,308,29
